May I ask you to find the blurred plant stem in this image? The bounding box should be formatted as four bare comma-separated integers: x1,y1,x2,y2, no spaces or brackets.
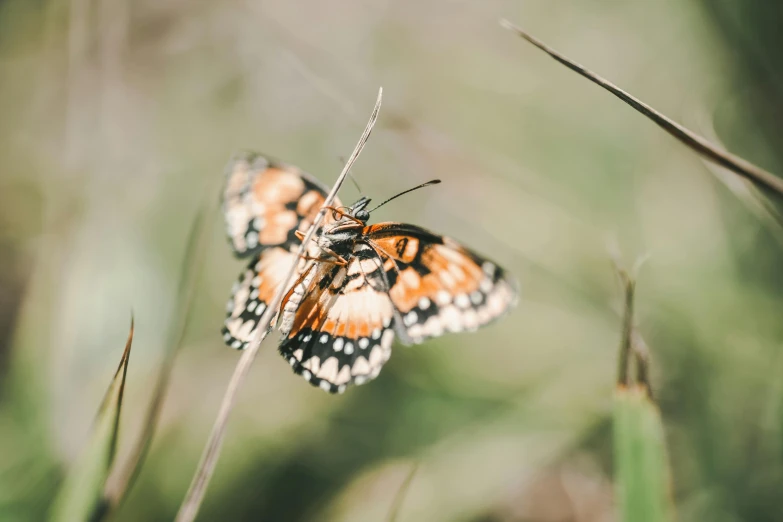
386,461,419,522
611,258,673,522
174,87,384,522
48,319,133,522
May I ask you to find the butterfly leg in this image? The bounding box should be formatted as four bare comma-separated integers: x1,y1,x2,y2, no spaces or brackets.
317,246,349,266
297,253,347,266
293,230,349,265
323,206,365,225
364,239,402,278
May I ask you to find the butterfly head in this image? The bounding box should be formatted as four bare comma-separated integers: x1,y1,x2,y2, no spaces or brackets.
350,196,372,223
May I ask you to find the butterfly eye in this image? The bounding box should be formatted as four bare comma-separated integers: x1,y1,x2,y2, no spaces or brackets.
355,209,370,222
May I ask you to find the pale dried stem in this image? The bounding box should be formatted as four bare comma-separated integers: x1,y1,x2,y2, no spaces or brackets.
500,19,783,199
174,87,383,522
386,462,419,522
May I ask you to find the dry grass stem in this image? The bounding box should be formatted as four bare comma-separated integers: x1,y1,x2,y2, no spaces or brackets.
386,462,419,522
500,19,783,199
174,87,383,522
616,267,635,388
107,316,134,461
632,331,654,399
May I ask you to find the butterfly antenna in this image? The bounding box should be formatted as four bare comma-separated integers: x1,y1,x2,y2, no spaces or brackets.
347,172,363,195
338,156,364,195
368,179,441,213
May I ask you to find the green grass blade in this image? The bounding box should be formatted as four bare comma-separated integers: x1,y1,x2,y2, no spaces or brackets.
48,319,134,522
613,385,673,522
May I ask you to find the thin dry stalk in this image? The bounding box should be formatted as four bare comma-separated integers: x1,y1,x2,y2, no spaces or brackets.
174,87,383,522
386,462,419,522
631,331,654,399
615,266,635,388
609,247,646,388
107,316,134,463
499,19,783,199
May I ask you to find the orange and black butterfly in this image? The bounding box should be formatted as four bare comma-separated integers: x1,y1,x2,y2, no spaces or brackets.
221,152,518,393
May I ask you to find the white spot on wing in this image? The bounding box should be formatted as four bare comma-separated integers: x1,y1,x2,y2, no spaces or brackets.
238,320,254,339
352,356,370,375
463,309,479,330
335,365,352,385
369,347,384,367
480,278,493,293
423,317,443,338
381,329,395,349
441,306,463,333
333,338,344,352
455,294,470,309
302,356,320,373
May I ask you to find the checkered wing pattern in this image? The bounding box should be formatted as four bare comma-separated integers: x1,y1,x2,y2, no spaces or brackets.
222,247,306,350
222,152,342,257
277,244,397,394
365,223,518,344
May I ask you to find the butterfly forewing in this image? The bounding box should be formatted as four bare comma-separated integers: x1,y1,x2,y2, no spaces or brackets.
222,153,342,257
365,223,518,344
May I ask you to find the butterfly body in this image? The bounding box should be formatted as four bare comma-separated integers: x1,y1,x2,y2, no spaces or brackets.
311,196,371,254
221,152,518,393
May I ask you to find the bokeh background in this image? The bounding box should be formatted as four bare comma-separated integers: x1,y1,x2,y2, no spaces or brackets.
2,1,783,521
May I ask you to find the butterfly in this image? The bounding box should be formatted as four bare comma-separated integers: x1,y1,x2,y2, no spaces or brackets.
221,152,518,393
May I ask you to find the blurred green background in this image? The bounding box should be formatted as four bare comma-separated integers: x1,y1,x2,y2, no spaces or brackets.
2,0,783,520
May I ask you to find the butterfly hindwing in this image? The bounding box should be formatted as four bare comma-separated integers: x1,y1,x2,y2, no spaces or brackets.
365,223,518,344
222,152,342,257
222,247,306,350
278,244,396,393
